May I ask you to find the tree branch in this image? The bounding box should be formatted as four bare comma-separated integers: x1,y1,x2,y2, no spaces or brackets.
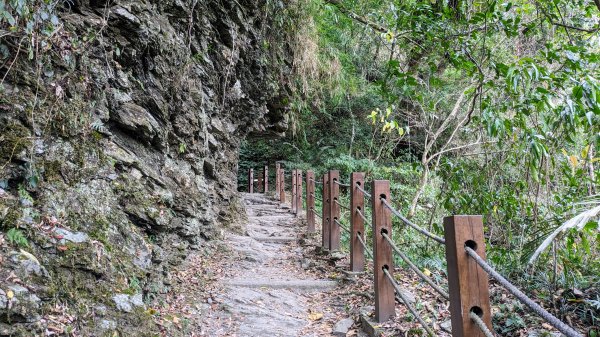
323,0,387,33
429,140,497,162
550,20,599,33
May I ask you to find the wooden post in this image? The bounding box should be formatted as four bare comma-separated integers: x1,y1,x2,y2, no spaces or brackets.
350,172,365,272
306,170,315,232
444,215,492,337
275,163,281,197
279,169,285,203
257,169,263,193
248,169,254,193
329,170,341,251
296,170,303,217
322,173,330,250
264,166,269,193
291,169,297,213
372,180,394,323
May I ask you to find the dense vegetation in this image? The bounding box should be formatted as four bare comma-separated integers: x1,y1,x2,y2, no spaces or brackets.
241,0,600,332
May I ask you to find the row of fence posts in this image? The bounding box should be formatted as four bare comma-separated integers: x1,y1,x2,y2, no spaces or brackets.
247,167,269,194
247,166,493,337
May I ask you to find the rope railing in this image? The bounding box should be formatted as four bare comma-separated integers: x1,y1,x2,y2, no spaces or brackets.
383,268,435,337
334,199,350,211
334,180,351,187
379,198,445,244
355,208,371,228
312,208,322,219
356,233,373,260
470,311,496,337
355,184,371,199
381,232,449,300
310,178,323,184
334,218,351,234
465,246,583,337
255,165,583,337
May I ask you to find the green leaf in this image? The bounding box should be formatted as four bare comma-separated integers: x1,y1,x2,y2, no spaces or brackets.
572,85,584,99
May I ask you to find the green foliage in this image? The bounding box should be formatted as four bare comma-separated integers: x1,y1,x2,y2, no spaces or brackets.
0,0,62,60
125,276,142,295
6,227,28,247
18,184,33,204
241,1,599,328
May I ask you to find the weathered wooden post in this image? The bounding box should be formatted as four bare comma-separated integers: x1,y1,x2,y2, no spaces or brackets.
444,215,492,337
264,166,269,193
350,172,366,272
306,170,315,232
279,169,285,203
248,168,254,193
372,180,394,322
329,170,341,251
291,169,297,213
322,172,330,250
296,170,303,217
275,163,281,197
257,169,263,193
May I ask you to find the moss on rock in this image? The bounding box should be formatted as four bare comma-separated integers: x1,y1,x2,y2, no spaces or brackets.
0,122,31,162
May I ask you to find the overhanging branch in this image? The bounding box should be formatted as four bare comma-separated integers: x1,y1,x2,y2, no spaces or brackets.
323,0,387,33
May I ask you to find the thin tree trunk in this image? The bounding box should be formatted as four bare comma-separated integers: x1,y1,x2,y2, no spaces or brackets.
588,144,596,195
408,162,429,218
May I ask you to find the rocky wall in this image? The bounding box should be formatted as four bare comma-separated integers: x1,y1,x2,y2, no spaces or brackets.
0,0,290,335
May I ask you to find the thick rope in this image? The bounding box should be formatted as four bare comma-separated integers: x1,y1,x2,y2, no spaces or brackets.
334,199,350,210
355,184,372,199
380,198,445,244
469,311,496,337
383,268,435,337
381,232,449,300
334,180,351,187
312,208,322,219
356,233,373,259
310,178,323,184
465,247,582,337
334,219,351,234
355,209,372,228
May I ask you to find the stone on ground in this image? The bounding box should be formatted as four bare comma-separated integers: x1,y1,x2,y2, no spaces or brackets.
333,317,355,336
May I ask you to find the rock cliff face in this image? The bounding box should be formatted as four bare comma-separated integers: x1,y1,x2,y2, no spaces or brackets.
0,0,290,335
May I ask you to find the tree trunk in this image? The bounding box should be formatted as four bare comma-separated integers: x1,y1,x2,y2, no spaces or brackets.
408,164,429,218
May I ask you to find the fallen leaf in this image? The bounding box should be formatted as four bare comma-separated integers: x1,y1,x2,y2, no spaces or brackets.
6,290,14,299
308,312,323,321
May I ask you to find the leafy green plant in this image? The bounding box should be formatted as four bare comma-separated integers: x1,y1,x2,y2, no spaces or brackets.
126,276,142,294
0,0,62,61
6,228,28,247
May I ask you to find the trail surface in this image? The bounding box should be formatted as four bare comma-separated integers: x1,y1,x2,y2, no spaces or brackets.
198,193,338,336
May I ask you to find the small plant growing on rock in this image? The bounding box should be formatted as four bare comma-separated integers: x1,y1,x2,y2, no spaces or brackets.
6,227,28,247
126,276,142,294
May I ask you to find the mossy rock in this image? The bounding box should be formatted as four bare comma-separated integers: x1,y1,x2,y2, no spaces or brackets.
0,122,31,162
0,198,20,229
